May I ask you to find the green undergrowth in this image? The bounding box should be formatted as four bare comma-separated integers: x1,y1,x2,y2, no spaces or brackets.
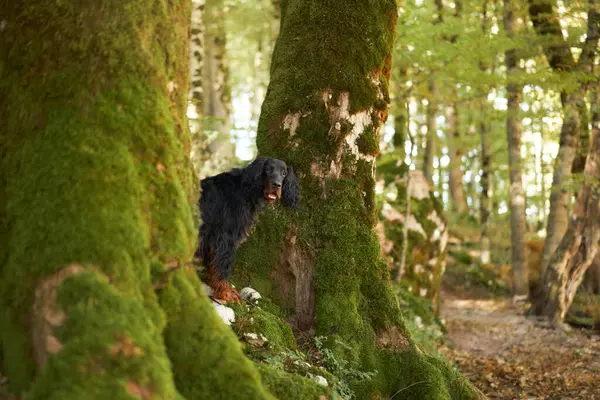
395,283,446,355
566,291,600,329
445,246,511,297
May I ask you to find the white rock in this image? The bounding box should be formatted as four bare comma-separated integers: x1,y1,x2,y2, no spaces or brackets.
312,375,328,387
240,287,262,303
415,316,424,329
243,332,268,347
212,302,235,326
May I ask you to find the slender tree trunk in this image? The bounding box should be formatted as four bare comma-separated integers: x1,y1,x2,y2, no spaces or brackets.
0,1,274,398
530,90,600,324
539,122,547,228
393,67,409,160
480,113,492,265
504,0,529,297
423,81,438,185
189,0,206,173
540,97,581,275
446,104,468,214
233,1,484,398
203,0,234,175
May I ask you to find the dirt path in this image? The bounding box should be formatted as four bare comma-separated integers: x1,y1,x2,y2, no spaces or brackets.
439,292,600,399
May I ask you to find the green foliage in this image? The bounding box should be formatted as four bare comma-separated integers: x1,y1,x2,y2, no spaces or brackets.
313,336,378,400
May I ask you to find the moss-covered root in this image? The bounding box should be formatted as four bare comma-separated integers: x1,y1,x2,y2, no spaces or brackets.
26,270,180,400
372,350,486,400
257,365,328,400
159,269,274,400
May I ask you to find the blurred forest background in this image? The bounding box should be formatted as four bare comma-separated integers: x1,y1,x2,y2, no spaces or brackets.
188,0,600,396
192,0,599,319
1,0,599,398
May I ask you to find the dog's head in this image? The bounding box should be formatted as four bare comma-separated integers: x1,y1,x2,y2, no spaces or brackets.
243,157,300,208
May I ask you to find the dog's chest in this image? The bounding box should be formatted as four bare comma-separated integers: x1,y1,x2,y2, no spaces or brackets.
237,212,258,247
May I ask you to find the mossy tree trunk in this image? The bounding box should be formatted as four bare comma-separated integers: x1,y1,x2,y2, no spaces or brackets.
504,0,529,298
233,1,484,398
529,89,600,325
0,1,273,398
528,0,599,280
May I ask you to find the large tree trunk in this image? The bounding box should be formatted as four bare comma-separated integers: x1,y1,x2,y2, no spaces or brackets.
530,89,600,325
504,0,529,297
445,104,469,214
0,1,273,398
233,1,484,398
529,0,599,279
202,0,234,176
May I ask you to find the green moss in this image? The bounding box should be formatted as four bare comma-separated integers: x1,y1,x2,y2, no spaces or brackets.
159,269,273,400
367,350,483,400
356,127,380,156
231,302,296,352
257,364,328,400
27,270,179,399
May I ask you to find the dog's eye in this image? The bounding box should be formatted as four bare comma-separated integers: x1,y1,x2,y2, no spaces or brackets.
282,169,287,177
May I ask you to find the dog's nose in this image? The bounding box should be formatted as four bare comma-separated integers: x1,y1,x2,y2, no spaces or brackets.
273,182,281,189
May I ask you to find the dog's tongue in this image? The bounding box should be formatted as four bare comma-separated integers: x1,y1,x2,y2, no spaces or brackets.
266,193,277,201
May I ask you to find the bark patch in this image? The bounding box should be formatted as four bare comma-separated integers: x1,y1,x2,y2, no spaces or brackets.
31,264,85,369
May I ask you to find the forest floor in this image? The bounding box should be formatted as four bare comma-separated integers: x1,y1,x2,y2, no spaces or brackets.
439,289,600,400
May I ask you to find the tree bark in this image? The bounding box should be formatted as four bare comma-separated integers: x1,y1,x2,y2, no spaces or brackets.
530,89,600,324
480,113,492,265
233,1,484,398
189,0,207,173
0,1,273,397
202,0,234,176
393,67,409,160
529,0,599,278
504,0,529,297
446,104,469,214
423,81,438,186
479,0,493,265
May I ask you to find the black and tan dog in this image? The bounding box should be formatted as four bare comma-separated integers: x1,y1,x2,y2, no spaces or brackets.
196,157,300,303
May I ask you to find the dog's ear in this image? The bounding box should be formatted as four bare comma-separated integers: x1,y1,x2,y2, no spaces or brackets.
281,166,300,209
242,157,267,184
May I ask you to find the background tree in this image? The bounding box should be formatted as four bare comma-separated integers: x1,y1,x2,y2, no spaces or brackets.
504,0,529,297
528,0,599,280
530,88,600,325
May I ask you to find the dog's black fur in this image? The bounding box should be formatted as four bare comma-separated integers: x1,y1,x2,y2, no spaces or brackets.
197,157,300,286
